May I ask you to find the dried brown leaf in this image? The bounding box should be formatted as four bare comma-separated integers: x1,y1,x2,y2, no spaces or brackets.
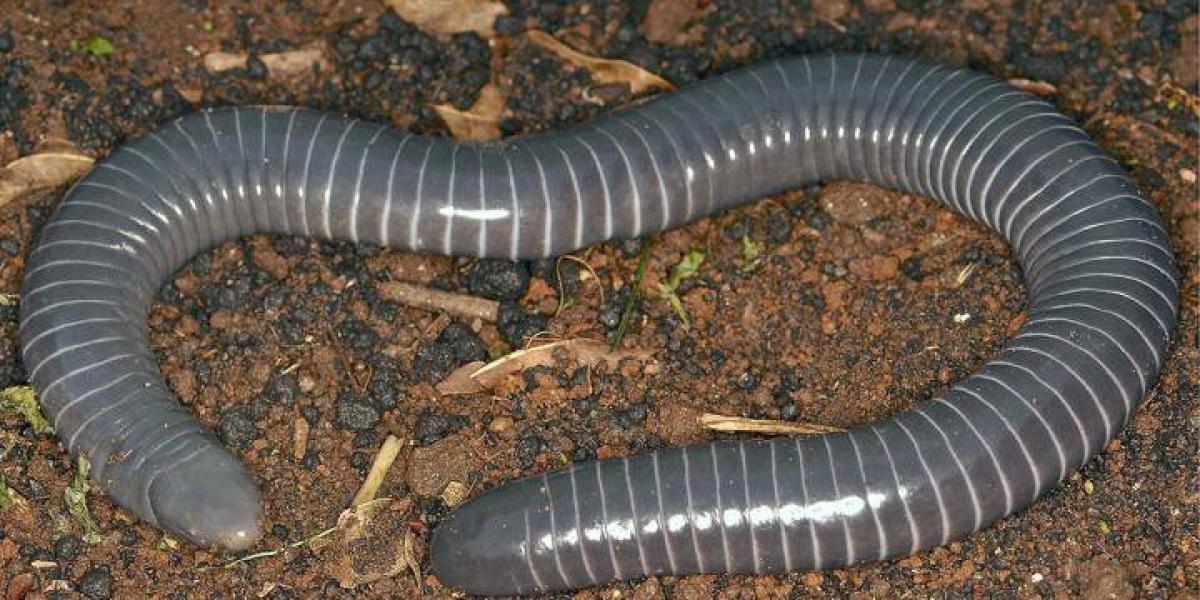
432,83,506,141
402,530,421,590
1007,77,1058,96
526,30,674,96
204,44,328,77
261,45,328,76
468,338,653,390
0,148,93,208
327,497,409,588
384,0,508,38
699,413,842,435
334,496,392,540
434,360,487,396
203,52,246,73
292,416,310,460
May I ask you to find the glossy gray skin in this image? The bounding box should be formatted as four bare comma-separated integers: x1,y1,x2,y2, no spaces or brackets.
18,54,1177,594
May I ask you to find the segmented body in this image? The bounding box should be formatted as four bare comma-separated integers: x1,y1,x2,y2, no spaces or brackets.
18,54,1177,596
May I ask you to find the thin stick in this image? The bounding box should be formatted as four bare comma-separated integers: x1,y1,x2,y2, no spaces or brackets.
700,413,842,435
352,435,404,507
378,281,499,322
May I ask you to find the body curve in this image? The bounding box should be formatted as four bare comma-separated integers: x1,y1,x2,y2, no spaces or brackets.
18,53,1177,595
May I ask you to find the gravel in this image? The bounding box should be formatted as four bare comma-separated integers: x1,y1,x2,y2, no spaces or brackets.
333,393,380,431
216,408,259,449
78,566,113,600
464,259,530,301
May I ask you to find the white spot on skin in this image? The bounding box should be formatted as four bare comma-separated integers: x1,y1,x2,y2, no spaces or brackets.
437,206,512,221
775,495,871,527
584,526,603,542
747,505,776,527
641,519,659,535
667,514,688,532
605,519,636,541
721,508,744,528
561,528,579,545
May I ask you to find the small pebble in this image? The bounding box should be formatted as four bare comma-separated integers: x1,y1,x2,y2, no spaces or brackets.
216,409,259,449
0,31,13,54
465,259,530,301
78,566,113,600
493,15,524,36
334,396,380,431
488,416,514,434
414,411,468,443
900,256,923,280
0,237,20,256
245,55,267,79
497,302,548,346
53,535,81,560
736,371,759,390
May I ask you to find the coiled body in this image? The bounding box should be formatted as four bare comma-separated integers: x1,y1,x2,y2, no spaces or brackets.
18,54,1176,595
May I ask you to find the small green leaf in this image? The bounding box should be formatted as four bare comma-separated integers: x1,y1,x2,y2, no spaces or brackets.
737,235,763,273
657,250,705,329
79,35,115,57
663,250,705,292
0,475,15,510
65,456,103,544
1,386,53,436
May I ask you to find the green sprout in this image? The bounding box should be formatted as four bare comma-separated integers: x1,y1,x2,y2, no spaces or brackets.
0,386,52,436
65,456,103,544
737,235,764,273
657,250,705,329
71,35,116,57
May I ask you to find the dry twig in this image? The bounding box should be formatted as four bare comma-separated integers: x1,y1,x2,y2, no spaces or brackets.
378,281,499,322
700,413,842,436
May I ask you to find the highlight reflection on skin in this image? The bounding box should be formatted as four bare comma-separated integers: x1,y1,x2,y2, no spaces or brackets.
527,487,910,559
436,206,512,221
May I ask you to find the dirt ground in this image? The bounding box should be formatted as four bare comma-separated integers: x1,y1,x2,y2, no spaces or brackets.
0,0,1196,598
